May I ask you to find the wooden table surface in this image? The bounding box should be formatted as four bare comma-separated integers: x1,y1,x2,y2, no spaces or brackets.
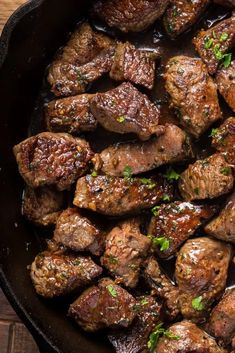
0,1,40,352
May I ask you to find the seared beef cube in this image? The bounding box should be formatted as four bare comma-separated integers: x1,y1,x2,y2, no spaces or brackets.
164,0,210,38
179,153,234,201
208,288,235,348
165,56,221,138
45,94,97,134
73,175,173,216
155,321,227,353
175,237,231,323
148,202,216,259
101,218,151,288
30,251,102,298
212,117,235,157
214,0,235,7
22,186,64,226
193,14,235,75
205,193,235,244
143,257,180,320
53,208,105,256
110,42,158,89
109,296,161,353
13,132,93,191
48,23,115,97
90,82,160,141
216,61,235,112
94,124,193,177
69,278,137,331
92,0,169,33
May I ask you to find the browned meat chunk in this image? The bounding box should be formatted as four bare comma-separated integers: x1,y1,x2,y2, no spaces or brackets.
68,278,137,331
48,23,116,97
216,61,235,112
165,56,221,138
101,218,151,288
110,42,158,89
214,0,235,7
208,288,235,348
175,237,231,323
164,0,210,38
155,321,227,353
13,132,93,191
193,14,235,75
73,175,173,216
53,208,105,256
212,117,235,158
148,202,216,259
90,82,160,140
30,251,102,298
143,257,180,320
179,153,234,201
22,186,64,226
92,0,169,33
108,296,161,353
45,94,97,134
94,124,193,177
205,193,235,244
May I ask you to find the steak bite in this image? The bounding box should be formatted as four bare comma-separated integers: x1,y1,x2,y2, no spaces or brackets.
13,132,93,191
205,193,235,244
30,251,102,298
108,296,161,353
94,124,193,177
73,175,173,216
212,117,235,156
45,94,97,134
110,42,158,89
48,23,116,97
165,56,221,138
148,202,216,259
101,218,151,288
175,237,231,323
68,278,137,331
22,186,64,227
53,208,105,256
143,257,180,320
164,0,210,38
92,0,169,33
208,288,235,348
193,14,235,75
216,61,235,112
155,321,227,353
179,153,234,201
90,82,160,141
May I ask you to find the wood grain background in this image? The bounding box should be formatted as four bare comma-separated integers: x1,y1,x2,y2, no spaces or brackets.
0,1,40,352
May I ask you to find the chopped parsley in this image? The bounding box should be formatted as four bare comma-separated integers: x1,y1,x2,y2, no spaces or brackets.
194,187,200,196
106,285,117,298
204,37,213,49
140,297,149,306
162,194,171,201
91,170,98,177
164,167,181,181
151,205,161,216
209,128,219,137
109,255,118,264
222,53,232,68
140,178,156,189
116,116,126,123
152,236,170,252
148,323,180,353
192,296,204,311
123,166,132,180
220,167,231,176
212,30,217,39
213,43,224,60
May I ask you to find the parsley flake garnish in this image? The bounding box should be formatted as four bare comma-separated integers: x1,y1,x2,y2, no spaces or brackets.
116,116,126,123
164,167,181,181
140,297,149,306
220,32,229,42
192,296,204,311
140,178,156,189
220,167,231,176
152,236,170,252
151,205,161,216
204,37,213,49
209,128,219,137
148,323,180,353
222,53,232,68
106,285,117,298
123,166,132,180
91,170,98,177
162,194,171,201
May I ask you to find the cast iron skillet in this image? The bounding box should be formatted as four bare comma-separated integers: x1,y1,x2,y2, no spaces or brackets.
0,1,234,353
0,1,114,352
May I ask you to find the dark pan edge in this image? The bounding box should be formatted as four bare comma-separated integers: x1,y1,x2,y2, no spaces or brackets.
0,2,60,351
0,0,44,67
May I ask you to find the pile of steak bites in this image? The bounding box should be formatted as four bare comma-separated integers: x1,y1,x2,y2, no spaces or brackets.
14,1,235,352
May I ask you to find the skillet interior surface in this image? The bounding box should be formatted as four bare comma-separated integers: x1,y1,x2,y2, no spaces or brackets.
0,1,234,353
